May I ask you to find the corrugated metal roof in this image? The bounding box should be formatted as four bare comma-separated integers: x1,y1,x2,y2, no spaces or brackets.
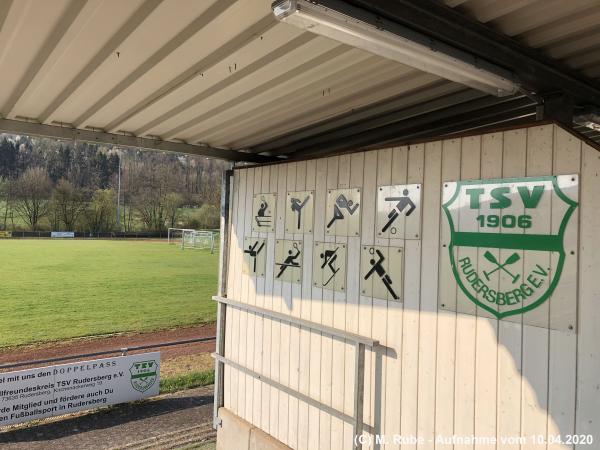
0,0,598,158
444,0,600,80
0,0,455,152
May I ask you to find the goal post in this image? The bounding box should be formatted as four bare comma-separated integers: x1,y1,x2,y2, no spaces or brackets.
167,228,194,245
182,230,216,253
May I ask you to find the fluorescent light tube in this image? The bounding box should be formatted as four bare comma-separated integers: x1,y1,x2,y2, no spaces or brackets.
272,0,519,97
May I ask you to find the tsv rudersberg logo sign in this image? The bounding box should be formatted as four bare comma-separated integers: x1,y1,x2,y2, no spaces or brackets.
442,175,578,319
130,360,158,393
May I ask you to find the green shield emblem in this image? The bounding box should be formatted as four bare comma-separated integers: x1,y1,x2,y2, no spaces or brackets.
442,175,578,319
130,360,158,393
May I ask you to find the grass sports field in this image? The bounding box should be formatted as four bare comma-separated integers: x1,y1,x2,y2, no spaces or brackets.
0,239,218,349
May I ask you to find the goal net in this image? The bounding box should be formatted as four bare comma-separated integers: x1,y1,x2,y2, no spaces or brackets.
183,230,216,253
167,228,194,245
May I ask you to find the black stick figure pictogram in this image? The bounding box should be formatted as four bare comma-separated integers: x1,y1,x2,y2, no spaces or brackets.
244,240,265,273
290,196,310,230
364,249,399,299
320,246,340,286
327,194,359,228
276,243,301,278
382,189,416,233
255,197,271,227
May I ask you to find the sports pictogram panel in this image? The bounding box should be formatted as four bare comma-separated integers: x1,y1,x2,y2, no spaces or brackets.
326,188,361,236
360,245,404,301
285,190,314,234
252,193,277,233
274,240,303,283
243,237,267,277
313,242,346,292
377,184,421,239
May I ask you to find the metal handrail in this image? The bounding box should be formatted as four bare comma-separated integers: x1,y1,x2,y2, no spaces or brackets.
0,336,216,371
212,295,378,450
213,296,378,346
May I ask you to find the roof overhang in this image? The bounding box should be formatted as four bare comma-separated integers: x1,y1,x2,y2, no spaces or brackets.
0,0,598,162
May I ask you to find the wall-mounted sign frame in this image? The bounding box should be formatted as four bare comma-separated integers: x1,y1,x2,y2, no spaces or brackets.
313,242,347,292
440,174,578,329
360,245,404,301
325,188,361,237
285,190,314,234
376,183,421,239
252,193,277,233
274,239,303,283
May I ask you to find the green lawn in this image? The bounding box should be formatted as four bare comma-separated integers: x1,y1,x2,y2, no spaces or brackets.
0,239,218,348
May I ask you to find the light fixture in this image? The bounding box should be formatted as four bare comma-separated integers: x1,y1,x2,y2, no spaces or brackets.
272,0,519,97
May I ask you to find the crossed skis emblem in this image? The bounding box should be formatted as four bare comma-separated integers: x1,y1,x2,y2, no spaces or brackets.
483,251,520,284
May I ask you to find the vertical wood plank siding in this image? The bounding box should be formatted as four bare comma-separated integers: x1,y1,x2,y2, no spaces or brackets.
222,124,600,450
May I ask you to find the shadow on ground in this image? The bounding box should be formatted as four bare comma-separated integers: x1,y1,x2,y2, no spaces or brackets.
0,386,214,449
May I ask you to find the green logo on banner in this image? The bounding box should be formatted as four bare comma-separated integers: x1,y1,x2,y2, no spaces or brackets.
442,176,577,319
130,360,158,393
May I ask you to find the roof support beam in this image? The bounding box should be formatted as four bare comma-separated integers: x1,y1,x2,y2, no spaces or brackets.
535,93,574,126
250,81,465,153
0,118,275,163
342,0,600,106
257,88,486,155
282,96,536,158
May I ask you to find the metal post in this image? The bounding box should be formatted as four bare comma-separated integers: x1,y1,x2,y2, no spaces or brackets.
213,168,233,429
353,342,366,450
116,150,122,230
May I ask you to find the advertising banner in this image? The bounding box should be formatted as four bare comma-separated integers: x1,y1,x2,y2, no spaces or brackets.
51,232,75,238
0,352,160,426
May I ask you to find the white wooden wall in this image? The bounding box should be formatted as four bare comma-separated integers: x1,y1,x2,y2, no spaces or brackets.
221,123,600,450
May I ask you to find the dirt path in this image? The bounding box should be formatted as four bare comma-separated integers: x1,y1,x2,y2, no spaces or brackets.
0,324,216,370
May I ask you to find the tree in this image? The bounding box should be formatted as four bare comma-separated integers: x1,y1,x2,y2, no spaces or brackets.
85,189,115,234
0,176,15,230
12,167,53,230
164,192,183,228
132,164,179,231
52,179,86,230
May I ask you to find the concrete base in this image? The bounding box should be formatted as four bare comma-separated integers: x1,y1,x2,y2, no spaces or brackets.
216,408,291,450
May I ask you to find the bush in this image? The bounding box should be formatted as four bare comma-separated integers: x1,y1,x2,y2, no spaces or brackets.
181,204,219,230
